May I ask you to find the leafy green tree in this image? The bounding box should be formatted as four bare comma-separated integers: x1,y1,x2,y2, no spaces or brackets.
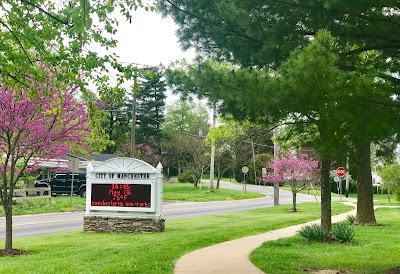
97,86,131,154
206,118,273,188
275,124,320,154
162,99,209,186
159,0,400,227
0,0,150,87
159,1,399,79
380,163,400,201
0,1,160,154
166,30,400,228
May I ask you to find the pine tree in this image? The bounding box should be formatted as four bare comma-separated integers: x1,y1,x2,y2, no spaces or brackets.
136,68,167,154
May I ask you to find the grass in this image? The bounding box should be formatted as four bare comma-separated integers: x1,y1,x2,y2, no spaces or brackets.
0,202,352,274
250,207,400,274
344,192,400,206
200,174,236,182
163,183,264,201
0,183,263,217
371,192,400,206
0,196,86,217
280,185,340,197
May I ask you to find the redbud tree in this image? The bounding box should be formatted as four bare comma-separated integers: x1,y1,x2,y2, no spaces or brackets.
266,153,319,212
0,67,90,252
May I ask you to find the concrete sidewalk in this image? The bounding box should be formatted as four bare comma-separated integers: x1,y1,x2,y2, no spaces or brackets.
174,207,357,274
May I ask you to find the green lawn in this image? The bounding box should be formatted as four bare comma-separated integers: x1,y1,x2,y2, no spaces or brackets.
200,174,236,182
163,183,263,201
250,207,400,274
344,192,400,206
0,196,86,217
280,185,400,206
280,185,340,197
371,193,400,206
0,202,352,274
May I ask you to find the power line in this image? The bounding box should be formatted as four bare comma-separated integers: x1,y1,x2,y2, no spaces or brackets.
101,107,273,148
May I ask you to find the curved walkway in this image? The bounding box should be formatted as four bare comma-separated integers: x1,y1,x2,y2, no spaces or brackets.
175,204,357,274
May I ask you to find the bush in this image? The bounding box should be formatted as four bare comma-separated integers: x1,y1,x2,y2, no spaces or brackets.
346,215,356,225
331,222,355,243
178,172,194,183
297,223,326,243
298,222,355,244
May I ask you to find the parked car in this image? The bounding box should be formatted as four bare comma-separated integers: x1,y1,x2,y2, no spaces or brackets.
35,172,87,198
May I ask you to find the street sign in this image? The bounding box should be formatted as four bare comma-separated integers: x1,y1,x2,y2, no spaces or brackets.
241,166,249,174
336,167,345,177
262,168,267,178
334,176,340,182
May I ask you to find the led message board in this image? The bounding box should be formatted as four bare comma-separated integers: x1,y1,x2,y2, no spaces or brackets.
91,183,151,208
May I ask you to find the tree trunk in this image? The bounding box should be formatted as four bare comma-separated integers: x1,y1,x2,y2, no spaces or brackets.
354,142,377,225
4,201,13,250
290,182,297,212
320,159,332,233
292,190,297,212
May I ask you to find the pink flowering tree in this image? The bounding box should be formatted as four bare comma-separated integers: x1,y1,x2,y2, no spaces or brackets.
0,68,90,253
266,153,319,212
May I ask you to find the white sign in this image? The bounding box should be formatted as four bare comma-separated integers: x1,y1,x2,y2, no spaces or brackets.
242,166,249,174
262,168,267,178
86,157,163,218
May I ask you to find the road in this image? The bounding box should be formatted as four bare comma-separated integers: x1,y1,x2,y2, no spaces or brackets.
0,182,321,239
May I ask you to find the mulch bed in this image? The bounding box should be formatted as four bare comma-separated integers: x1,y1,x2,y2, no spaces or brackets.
303,267,350,273
0,249,31,257
304,266,400,274
386,266,400,274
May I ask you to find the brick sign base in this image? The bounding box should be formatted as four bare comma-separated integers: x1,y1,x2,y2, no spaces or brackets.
83,216,165,233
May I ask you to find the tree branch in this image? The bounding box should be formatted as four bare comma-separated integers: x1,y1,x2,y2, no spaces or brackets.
20,0,73,28
164,0,260,45
0,19,34,66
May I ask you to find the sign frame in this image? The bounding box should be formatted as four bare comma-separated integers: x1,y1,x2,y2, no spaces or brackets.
89,180,155,212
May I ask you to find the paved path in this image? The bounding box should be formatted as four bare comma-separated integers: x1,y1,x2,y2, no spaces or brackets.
175,204,357,274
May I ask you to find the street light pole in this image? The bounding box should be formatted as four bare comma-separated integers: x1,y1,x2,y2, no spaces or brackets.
209,102,216,191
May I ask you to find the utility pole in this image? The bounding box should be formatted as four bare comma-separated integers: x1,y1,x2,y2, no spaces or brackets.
209,102,216,191
251,141,257,185
131,72,138,158
273,127,280,206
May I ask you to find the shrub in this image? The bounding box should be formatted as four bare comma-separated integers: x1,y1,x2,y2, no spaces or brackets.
297,223,326,242
331,222,355,243
178,172,194,183
346,215,356,225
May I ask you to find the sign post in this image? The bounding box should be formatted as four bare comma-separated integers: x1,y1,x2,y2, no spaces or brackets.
241,166,249,193
336,167,346,200
68,158,80,207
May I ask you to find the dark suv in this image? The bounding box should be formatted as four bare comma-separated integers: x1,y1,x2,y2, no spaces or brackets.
35,172,87,198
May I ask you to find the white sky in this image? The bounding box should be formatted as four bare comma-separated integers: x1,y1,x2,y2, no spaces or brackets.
113,9,195,67
92,8,200,106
